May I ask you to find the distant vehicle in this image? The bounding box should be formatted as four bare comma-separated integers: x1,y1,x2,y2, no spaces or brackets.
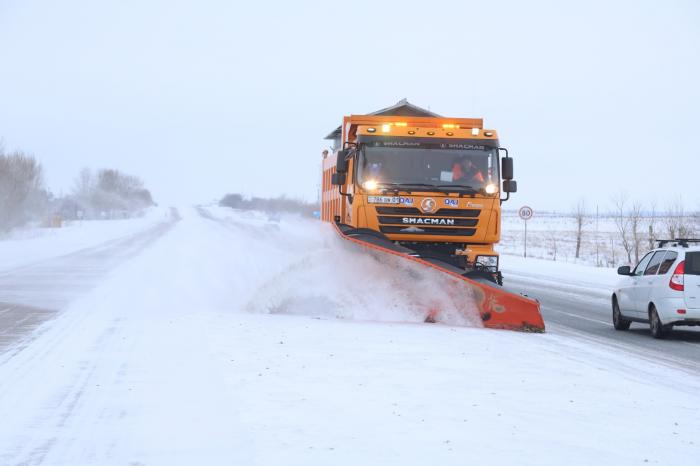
612,239,700,338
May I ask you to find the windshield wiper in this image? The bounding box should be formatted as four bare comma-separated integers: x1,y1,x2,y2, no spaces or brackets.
434,184,480,194
376,183,480,195
377,183,442,192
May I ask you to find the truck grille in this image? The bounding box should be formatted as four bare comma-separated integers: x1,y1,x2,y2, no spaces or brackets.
374,206,480,236
377,216,478,227
375,207,480,217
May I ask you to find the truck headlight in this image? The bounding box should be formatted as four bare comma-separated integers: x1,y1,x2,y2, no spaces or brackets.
475,255,498,269
363,180,378,191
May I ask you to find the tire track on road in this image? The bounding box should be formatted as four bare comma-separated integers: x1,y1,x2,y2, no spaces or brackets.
0,209,180,357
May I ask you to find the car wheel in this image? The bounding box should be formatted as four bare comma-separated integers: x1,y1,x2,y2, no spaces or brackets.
612,298,631,330
649,306,670,339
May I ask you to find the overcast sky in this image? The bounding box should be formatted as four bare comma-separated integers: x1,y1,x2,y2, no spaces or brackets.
1,0,698,212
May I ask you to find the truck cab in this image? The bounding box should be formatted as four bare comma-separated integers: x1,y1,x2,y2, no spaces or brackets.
321,100,517,284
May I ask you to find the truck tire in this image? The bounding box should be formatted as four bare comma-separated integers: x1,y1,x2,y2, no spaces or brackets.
463,270,499,286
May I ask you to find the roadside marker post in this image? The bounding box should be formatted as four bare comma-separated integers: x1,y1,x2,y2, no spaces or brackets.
518,206,534,258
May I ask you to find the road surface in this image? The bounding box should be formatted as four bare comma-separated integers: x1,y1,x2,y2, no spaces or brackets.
0,212,178,356
503,267,700,374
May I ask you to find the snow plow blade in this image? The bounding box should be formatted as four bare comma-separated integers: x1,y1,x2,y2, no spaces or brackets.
334,223,545,332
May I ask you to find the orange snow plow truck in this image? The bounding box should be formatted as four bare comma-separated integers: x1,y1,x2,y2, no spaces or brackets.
321,100,544,332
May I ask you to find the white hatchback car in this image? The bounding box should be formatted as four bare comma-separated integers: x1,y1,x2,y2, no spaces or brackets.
612,239,700,338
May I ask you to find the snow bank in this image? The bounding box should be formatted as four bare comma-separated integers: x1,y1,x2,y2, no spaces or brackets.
207,206,482,326
501,253,619,295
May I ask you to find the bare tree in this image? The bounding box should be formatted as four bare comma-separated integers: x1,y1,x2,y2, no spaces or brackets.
69,168,153,218
665,197,695,239
630,201,643,264
612,193,633,264
0,150,47,230
73,168,93,199
647,201,658,250
572,199,587,260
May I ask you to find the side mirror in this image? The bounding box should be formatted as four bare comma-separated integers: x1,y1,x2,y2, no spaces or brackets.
336,150,349,173
501,157,514,180
617,266,632,276
503,179,517,193
331,172,346,186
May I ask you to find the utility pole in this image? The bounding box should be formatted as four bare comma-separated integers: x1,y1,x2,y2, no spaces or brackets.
596,204,600,267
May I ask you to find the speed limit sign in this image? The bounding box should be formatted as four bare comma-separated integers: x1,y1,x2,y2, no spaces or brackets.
518,205,534,221
518,206,533,258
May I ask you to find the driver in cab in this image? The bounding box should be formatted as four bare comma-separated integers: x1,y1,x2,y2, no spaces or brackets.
452,157,484,183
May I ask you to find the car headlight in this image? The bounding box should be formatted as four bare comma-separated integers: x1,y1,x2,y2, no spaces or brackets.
475,255,498,269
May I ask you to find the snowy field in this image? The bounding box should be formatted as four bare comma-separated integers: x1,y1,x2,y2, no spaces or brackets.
500,209,699,267
0,206,698,465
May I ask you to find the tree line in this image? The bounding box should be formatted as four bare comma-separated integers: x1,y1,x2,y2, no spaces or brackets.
570,195,697,266
0,144,154,232
219,193,317,217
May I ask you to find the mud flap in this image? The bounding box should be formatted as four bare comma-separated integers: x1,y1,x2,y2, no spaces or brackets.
333,223,545,332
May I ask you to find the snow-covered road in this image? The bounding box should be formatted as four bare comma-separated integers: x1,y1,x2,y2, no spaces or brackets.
0,209,179,355
0,207,698,465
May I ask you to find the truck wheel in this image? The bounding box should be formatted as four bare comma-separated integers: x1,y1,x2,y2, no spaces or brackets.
649,306,670,339
612,298,631,331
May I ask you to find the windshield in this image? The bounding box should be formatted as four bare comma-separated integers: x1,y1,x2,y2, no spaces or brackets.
357,141,498,191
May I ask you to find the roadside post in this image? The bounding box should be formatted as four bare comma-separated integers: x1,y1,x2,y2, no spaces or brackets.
518,205,534,258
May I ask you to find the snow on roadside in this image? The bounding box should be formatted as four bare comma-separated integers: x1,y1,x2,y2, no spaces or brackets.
500,253,619,297
206,313,700,466
0,206,698,465
0,207,171,273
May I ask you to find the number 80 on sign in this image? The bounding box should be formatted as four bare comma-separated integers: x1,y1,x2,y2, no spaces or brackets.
518,206,533,221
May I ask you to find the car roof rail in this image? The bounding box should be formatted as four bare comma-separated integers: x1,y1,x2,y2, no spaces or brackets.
657,238,700,248
676,238,700,248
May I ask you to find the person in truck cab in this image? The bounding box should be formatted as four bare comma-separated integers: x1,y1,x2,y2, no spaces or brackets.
452,157,485,183
368,161,383,178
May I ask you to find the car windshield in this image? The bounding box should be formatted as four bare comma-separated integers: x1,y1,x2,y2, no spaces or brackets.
357,141,498,190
